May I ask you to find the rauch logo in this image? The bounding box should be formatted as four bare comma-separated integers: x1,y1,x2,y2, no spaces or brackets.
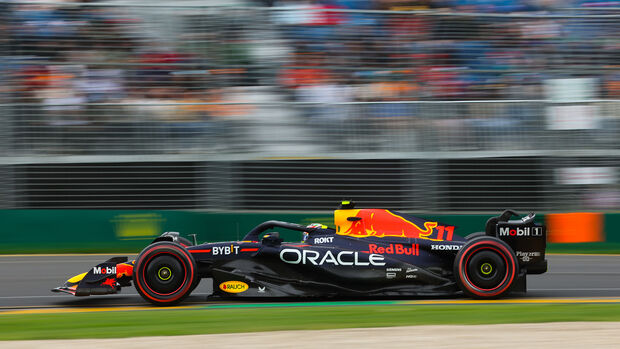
219,281,249,293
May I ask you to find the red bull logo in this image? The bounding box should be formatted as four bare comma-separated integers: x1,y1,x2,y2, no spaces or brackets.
116,262,134,278
367,243,419,256
335,209,452,241
100,278,116,287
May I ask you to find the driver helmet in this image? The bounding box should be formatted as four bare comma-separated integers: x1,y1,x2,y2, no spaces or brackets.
303,223,326,242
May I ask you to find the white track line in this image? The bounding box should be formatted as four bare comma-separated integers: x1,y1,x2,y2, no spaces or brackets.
0,293,209,299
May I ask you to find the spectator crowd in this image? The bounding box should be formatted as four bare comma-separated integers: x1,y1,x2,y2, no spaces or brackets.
0,0,618,154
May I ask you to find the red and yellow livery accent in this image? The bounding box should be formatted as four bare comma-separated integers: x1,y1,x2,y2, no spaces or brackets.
335,209,452,241
116,262,134,278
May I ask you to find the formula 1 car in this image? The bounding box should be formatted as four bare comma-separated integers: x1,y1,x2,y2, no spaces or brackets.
53,202,547,305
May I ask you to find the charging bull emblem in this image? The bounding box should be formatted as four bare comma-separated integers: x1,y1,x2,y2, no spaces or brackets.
335,209,447,240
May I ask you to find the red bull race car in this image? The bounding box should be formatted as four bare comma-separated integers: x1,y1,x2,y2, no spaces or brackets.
53,202,547,305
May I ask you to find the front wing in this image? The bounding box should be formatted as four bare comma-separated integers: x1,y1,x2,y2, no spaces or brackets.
52,257,134,296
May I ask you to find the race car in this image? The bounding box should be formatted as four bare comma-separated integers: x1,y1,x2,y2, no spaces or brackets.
53,201,547,305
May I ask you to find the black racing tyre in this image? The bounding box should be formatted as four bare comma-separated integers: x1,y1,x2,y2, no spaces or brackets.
453,237,519,299
177,236,194,247
189,275,201,293
133,242,197,306
176,236,194,247
465,232,486,240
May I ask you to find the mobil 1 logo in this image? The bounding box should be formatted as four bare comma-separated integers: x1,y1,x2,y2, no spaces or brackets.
498,225,543,237
93,266,116,275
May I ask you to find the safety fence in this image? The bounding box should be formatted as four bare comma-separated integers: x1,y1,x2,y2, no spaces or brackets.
3,100,618,156
2,156,618,213
0,3,619,213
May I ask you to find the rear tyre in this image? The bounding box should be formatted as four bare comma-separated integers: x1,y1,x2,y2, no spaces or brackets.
465,232,486,240
133,242,197,306
453,237,519,299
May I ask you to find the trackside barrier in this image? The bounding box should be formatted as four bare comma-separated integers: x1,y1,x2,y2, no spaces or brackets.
0,210,618,253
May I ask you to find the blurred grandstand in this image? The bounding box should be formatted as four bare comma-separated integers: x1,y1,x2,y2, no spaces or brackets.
0,1,618,212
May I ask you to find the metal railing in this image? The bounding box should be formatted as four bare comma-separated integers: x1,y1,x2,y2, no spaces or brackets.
3,99,619,157
1,2,619,212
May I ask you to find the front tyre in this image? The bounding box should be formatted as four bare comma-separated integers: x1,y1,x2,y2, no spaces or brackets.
453,237,519,299
133,242,197,306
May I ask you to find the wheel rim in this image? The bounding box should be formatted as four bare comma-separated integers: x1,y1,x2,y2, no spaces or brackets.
466,249,507,290
480,262,493,275
158,267,172,281
144,254,185,295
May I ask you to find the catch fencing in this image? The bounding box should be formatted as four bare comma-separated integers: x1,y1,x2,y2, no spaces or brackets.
1,2,619,212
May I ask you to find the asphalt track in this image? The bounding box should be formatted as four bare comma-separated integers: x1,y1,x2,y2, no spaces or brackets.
1,254,620,309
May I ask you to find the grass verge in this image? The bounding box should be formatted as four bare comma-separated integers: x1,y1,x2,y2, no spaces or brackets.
2,303,620,340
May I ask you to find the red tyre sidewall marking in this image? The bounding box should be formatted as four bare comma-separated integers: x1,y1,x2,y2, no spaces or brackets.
138,246,193,302
458,241,516,297
136,245,194,303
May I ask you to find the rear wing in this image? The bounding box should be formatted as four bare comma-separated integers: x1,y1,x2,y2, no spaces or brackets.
486,210,547,274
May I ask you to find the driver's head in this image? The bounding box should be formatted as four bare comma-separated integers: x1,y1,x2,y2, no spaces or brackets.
303,223,325,242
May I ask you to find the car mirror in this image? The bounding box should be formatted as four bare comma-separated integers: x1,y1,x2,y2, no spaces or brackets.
262,232,283,246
